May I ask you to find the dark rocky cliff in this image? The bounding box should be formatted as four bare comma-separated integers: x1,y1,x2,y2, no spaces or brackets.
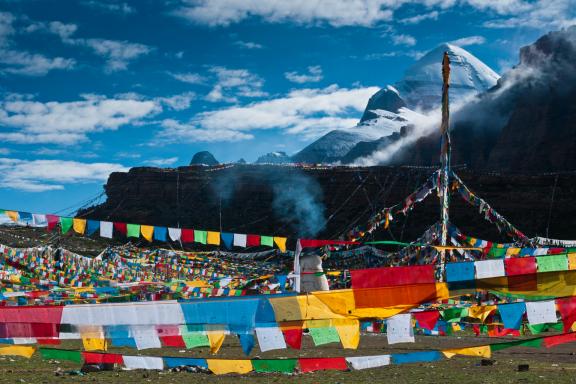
82,165,576,246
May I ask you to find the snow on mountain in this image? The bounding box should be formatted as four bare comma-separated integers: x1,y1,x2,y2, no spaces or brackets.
255,151,292,164
395,43,499,110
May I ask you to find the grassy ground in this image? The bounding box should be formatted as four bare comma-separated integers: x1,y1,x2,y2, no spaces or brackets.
0,334,574,384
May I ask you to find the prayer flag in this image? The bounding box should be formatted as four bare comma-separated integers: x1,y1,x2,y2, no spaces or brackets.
386,314,414,345
207,331,225,354
298,357,347,372
351,265,435,289
392,351,442,364
443,345,491,358
475,259,505,279
82,352,122,364
164,357,207,369
207,359,253,375
168,227,181,241
194,230,207,245
5,211,19,222
346,355,390,370
274,237,287,252
207,231,221,246
260,236,273,247
86,220,100,236
556,297,576,332
72,218,86,235
414,311,440,331
247,234,260,247
123,356,164,370
255,326,286,352
309,326,340,346
537,255,569,272
100,221,113,238
113,222,127,236
252,359,297,374
46,214,59,231
32,214,47,227
333,319,360,349
59,217,73,234
505,257,537,275
0,345,35,358
140,225,154,242
498,302,526,330
526,300,557,325
39,348,81,363
238,333,255,355
153,226,167,242
233,234,247,247
126,224,140,238
181,229,194,243
221,233,233,249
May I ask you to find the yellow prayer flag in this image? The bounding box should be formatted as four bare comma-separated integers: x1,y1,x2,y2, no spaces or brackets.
207,231,221,246
273,237,287,252
207,331,225,354
468,305,497,322
82,337,107,351
140,225,154,242
207,359,253,375
0,345,35,358
333,319,360,349
568,253,576,270
5,211,19,222
442,345,491,359
73,218,86,235
506,247,520,256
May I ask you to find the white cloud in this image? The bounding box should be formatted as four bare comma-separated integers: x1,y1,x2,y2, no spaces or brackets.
0,96,158,145
0,49,75,76
481,0,575,29
169,72,207,84
0,12,15,47
449,35,486,46
0,148,10,155
66,38,151,72
392,34,417,47
362,50,425,60
146,157,179,167
285,65,323,83
155,84,380,143
82,1,135,15
399,11,439,24
0,158,127,192
25,21,78,39
234,40,264,49
173,0,395,27
155,92,195,111
205,66,267,103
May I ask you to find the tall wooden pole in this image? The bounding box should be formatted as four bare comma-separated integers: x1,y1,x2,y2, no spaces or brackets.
439,52,451,281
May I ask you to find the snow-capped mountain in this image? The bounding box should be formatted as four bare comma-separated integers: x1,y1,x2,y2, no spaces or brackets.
396,43,499,110
292,43,499,164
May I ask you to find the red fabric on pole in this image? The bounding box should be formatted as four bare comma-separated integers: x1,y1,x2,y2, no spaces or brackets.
351,265,435,289
160,335,186,348
113,222,127,236
413,310,440,330
181,229,194,243
544,332,576,348
556,297,576,332
299,239,358,248
46,215,59,231
247,234,260,247
82,352,124,364
0,305,63,324
505,257,537,275
282,328,302,350
298,357,348,372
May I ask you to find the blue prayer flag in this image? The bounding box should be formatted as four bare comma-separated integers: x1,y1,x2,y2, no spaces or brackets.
221,232,233,249
164,357,208,369
154,226,167,242
86,220,100,236
392,351,443,365
498,302,526,330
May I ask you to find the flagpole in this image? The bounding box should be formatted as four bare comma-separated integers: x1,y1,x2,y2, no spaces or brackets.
438,52,451,281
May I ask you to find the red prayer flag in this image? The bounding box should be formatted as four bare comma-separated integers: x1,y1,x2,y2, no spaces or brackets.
247,234,260,247
351,265,435,289
556,297,576,332
46,215,59,231
160,335,186,348
282,328,302,350
505,257,537,275
113,222,127,236
544,332,576,348
414,310,440,330
82,352,123,364
0,305,63,324
299,357,348,372
37,338,61,345
181,229,194,243
353,284,441,308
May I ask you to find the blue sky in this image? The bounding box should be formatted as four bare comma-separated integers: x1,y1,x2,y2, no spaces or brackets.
0,0,573,213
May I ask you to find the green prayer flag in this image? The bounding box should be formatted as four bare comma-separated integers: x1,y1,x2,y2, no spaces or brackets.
519,337,544,348
309,326,340,346
59,217,73,234
442,307,467,322
181,328,210,348
252,359,297,374
536,255,569,272
549,322,564,331
490,337,542,352
260,236,274,247
39,348,82,363
488,248,507,258
126,224,141,238
527,323,548,335
194,230,207,244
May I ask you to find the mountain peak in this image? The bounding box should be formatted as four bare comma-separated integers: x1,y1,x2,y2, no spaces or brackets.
396,43,499,110
190,151,219,166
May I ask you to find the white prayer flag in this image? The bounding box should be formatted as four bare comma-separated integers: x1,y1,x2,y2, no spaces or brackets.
168,228,181,242
32,214,47,227
346,355,391,370
233,233,247,247
123,356,164,370
100,221,113,239
255,326,287,352
526,300,557,325
386,314,414,345
474,259,505,279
